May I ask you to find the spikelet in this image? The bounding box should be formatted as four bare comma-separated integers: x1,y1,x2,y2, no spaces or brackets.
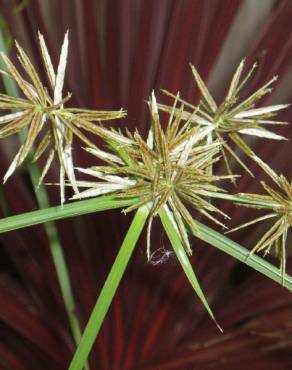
0,31,126,203
159,59,289,179
227,155,292,284
71,92,235,258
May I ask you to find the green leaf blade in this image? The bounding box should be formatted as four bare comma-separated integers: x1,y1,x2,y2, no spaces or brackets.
0,195,137,234
159,207,222,331
193,219,292,291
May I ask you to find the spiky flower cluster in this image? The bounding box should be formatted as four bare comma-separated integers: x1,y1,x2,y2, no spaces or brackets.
159,60,289,177
0,33,291,278
0,31,125,203
228,155,292,281
156,60,291,278
73,93,234,258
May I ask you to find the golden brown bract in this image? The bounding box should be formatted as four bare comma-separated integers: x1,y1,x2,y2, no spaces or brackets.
159,59,289,179
72,92,235,258
0,31,126,203
228,155,292,283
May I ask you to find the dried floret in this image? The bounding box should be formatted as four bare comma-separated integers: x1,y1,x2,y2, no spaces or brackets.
0,31,126,203
72,92,235,258
228,156,292,283
159,59,289,178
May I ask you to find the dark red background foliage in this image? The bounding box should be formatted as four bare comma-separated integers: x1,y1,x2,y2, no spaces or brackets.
0,1,292,369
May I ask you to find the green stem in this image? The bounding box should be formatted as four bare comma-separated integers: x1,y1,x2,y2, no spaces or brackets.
25,160,83,348
68,205,149,370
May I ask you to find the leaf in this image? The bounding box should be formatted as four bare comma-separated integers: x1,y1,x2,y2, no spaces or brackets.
159,206,222,331
0,195,137,233
191,218,292,291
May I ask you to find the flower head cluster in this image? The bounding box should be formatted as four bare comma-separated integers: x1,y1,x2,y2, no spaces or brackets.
159,60,289,178
72,92,234,258
229,156,292,282
0,32,125,203
1,32,290,281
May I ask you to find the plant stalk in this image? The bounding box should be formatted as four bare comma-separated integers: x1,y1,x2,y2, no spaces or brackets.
68,205,149,370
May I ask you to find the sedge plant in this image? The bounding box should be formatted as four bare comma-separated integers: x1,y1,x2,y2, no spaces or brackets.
0,32,291,370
